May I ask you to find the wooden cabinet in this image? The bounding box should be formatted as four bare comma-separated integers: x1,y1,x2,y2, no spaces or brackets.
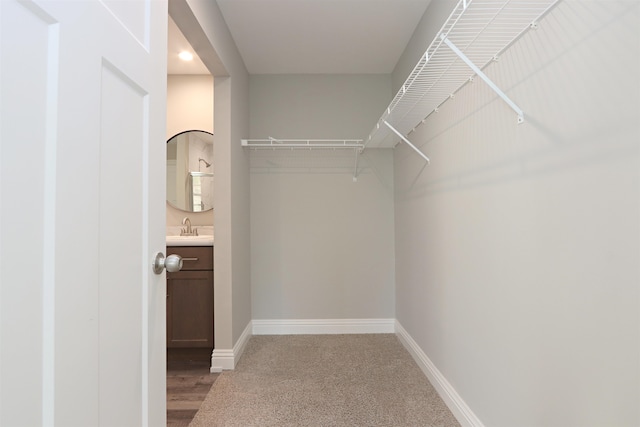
166,246,214,350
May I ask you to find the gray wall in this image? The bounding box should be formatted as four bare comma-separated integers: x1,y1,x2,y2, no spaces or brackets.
249,74,396,320
172,0,252,349
392,0,452,94
393,1,639,425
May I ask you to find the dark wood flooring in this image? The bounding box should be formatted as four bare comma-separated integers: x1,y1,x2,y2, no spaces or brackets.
167,359,219,427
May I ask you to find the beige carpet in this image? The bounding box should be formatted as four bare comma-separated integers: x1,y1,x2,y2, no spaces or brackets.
189,334,460,427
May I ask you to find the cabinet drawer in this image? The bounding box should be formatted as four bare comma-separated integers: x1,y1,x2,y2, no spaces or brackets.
166,246,213,271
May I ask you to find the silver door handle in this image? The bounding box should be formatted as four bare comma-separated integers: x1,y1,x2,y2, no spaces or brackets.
153,252,183,274
182,257,198,262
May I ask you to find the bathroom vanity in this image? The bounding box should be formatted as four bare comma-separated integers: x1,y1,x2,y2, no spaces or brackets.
165,129,215,364
166,245,214,362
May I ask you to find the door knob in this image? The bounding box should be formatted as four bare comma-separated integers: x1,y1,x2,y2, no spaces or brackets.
153,252,183,274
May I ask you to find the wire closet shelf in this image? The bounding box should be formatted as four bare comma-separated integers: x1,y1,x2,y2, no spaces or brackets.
242,139,365,181
241,139,364,150
365,0,562,157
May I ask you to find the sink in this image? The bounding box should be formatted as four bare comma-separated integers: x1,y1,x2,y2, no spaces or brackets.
166,226,214,246
166,234,213,246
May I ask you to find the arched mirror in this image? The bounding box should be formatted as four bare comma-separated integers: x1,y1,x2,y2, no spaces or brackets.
166,130,214,212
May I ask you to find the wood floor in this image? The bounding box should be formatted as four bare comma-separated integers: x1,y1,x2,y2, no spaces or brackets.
167,360,219,427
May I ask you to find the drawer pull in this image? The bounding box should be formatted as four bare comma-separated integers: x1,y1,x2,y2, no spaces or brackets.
182,257,199,262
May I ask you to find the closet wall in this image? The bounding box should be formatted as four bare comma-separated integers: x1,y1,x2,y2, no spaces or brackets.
249,74,396,322
393,1,639,425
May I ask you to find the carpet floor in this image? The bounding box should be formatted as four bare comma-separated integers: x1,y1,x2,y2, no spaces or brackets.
189,334,460,427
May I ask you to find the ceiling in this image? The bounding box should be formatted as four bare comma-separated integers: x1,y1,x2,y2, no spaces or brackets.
168,0,432,76
167,16,210,75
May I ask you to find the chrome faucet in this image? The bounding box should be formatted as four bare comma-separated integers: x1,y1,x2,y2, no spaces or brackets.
180,217,198,236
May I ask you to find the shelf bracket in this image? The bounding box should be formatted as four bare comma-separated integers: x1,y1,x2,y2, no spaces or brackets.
383,121,430,164
441,34,524,124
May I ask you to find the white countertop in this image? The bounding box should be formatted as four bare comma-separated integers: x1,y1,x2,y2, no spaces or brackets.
166,225,214,246
166,235,214,246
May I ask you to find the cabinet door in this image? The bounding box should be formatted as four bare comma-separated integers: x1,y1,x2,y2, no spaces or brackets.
167,270,214,348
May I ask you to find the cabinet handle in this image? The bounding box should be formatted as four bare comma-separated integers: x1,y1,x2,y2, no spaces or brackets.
182,257,198,262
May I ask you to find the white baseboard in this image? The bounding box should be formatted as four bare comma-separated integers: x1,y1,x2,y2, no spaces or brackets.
209,349,232,373
233,320,253,363
395,321,485,427
210,320,253,373
252,318,395,335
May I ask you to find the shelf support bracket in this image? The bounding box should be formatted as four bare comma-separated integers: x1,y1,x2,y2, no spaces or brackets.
441,34,524,124
383,121,430,164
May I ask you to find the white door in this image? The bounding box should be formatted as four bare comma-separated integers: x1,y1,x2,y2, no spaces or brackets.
0,1,167,426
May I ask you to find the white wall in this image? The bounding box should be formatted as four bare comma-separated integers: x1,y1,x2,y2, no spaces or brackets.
249,74,395,321
166,75,214,226
393,1,639,425
166,75,213,139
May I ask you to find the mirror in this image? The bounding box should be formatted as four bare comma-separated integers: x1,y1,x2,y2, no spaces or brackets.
166,130,214,212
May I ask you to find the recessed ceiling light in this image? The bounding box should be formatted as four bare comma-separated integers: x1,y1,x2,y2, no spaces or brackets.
178,51,193,61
